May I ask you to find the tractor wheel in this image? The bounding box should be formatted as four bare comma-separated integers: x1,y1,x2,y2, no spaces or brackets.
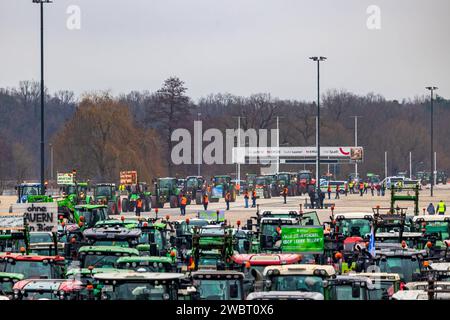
195,191,203,205
122,198,128,212
170,195,178,208
151,195,158,208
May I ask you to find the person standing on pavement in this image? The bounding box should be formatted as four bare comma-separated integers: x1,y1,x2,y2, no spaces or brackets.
180,194,187,216
319,189,325,209
437,200,447,215
244,189,249,208
335,184,340,199
308,188,316,209
349,181,354,194
327,184,331,199
427,203,435,215
376,184,381,196
359,182,364,197
370,183,375,196
225,191,231,210
251,189,257,208
135,196,143,217
202,193,209,210
282,186,288,204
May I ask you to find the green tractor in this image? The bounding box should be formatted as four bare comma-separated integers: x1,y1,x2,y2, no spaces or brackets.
208,175,236,203
93,183,120,215
184,176,206,205
60,182,92,206
150,178,181,209
121,182,152,213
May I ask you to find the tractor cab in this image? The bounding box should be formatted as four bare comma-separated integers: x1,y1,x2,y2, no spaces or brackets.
375,248,426,283
333,213,373,240
325,275,375,300
209,175,236,203
16,183,44,203
412,216,450,250
78,246,139,269
12,279,85,300
0,253,65,279
73,204,109,228
276,172,297,196
263,264,336,299
259,217,299,252
185,176,205,204
94,271,185,300
188,226,234,271
253,176,273,199
93,183,119,215
151,177,180,208
349,272,401,300
191,270,244,300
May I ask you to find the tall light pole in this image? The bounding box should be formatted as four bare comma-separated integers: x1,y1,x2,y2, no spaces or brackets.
197,112,201,176
33,0,52,194
310,56,327,193
351,116,362,178
49,143,54,181
426,86,438,196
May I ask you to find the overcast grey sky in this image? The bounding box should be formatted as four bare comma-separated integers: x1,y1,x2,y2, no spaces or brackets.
1,0,449,101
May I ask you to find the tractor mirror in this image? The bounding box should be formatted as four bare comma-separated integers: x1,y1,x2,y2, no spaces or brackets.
229,284,239,298
352,284,361,299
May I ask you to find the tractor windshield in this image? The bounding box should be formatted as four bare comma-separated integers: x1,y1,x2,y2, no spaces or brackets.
331,285,365,300
261,223,282,238
277,174,289,184
194,279,242,300
378,257,421,282
95,186,113,198
103,282,171,300
140,230,164,249
271,275,324,294
298,173,311,181
159,179,176,189
20,291,59,300
0,281,14,295
77,208,107,227
186,178,199,188
21,186,41,196
65,185,77,195
213,177,229,185
82,254,121,269
5,260,60,279
29,233,53,244
337,219,372,238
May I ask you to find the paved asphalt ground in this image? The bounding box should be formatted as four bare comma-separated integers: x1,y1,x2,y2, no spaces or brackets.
2,184,450,226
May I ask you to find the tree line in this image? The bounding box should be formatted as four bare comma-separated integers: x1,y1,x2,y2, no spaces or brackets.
0,77,449,187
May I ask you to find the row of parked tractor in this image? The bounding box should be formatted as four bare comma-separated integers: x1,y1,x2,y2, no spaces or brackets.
2,181,450,300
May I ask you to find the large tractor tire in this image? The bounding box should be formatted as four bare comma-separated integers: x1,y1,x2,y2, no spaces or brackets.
195,191,203,205
122,198,128,213
170,195,179,208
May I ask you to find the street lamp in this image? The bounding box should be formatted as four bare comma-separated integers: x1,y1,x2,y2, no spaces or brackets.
309,56,327,193
33,0,52,194
197,112,201,176
426,86,438,196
